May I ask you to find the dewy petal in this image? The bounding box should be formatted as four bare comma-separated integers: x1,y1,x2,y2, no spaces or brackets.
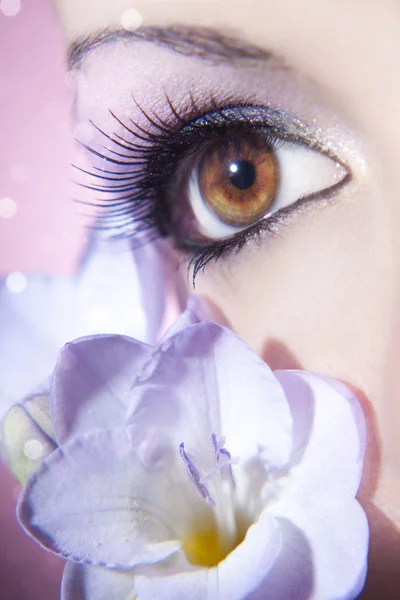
133,552,207,600
134,510,281,600
127,323,292,470
17,428,181,568
0,234,169,420
52,335,152,443
269,370,368,599
61,561,136,600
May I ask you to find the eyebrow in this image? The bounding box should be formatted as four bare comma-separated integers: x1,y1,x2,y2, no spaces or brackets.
67,25,272,69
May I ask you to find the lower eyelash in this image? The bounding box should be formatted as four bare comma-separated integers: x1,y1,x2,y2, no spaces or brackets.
74,95,346,284
186,218,277,285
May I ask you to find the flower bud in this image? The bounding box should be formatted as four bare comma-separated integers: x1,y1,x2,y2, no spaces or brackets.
0,394,57,484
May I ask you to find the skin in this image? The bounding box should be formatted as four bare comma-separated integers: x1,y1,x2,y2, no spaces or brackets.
52,1,400,597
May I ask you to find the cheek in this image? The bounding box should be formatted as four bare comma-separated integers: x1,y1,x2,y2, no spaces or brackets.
195,190,392,386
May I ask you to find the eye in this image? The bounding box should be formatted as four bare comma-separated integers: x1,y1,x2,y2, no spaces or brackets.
182,131,346,242
77,102,350,281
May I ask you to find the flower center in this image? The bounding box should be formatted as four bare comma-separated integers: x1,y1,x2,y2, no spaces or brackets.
179,434,247,568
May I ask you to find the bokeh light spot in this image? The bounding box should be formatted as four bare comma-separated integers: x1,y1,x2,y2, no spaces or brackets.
120,8,143,31
0,196,17,219
23,439,44,461
0,0,21,17
6,272,27,293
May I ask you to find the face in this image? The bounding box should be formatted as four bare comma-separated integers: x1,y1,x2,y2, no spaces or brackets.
56,0,400,595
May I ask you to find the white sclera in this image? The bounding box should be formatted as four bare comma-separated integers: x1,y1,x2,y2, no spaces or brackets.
189,142,347,240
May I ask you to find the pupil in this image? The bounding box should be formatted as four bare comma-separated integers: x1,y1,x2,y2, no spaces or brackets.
228,160,256,190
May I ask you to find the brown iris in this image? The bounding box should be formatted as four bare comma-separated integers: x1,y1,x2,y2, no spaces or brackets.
198,133,279,227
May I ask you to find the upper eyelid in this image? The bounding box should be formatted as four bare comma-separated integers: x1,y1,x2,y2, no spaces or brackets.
184,105,347,166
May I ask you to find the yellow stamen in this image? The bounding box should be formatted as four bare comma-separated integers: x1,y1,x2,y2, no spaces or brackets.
183,525,233,567
182,515,248,568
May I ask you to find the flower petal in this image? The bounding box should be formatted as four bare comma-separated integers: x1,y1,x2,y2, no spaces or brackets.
161,295,212,341
22,392,54,439
273,370,366,502
127,323,292,471
216,509,281,599
246,517,314,600
76,235,170,344
134,510,281,600
272,502,368,599
135,552,208,600
17,428,181,568
61,561,136,600
52,335,152,443
133,552,206,600
160,298,203,340
270,370,368,598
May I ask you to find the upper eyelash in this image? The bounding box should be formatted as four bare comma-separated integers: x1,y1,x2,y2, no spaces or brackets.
74,95,348,283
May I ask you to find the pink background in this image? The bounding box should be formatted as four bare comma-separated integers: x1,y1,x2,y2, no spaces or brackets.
1,0,84,597
0,0,83,277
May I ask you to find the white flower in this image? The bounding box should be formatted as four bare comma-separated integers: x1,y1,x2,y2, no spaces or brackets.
17,313,368,599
